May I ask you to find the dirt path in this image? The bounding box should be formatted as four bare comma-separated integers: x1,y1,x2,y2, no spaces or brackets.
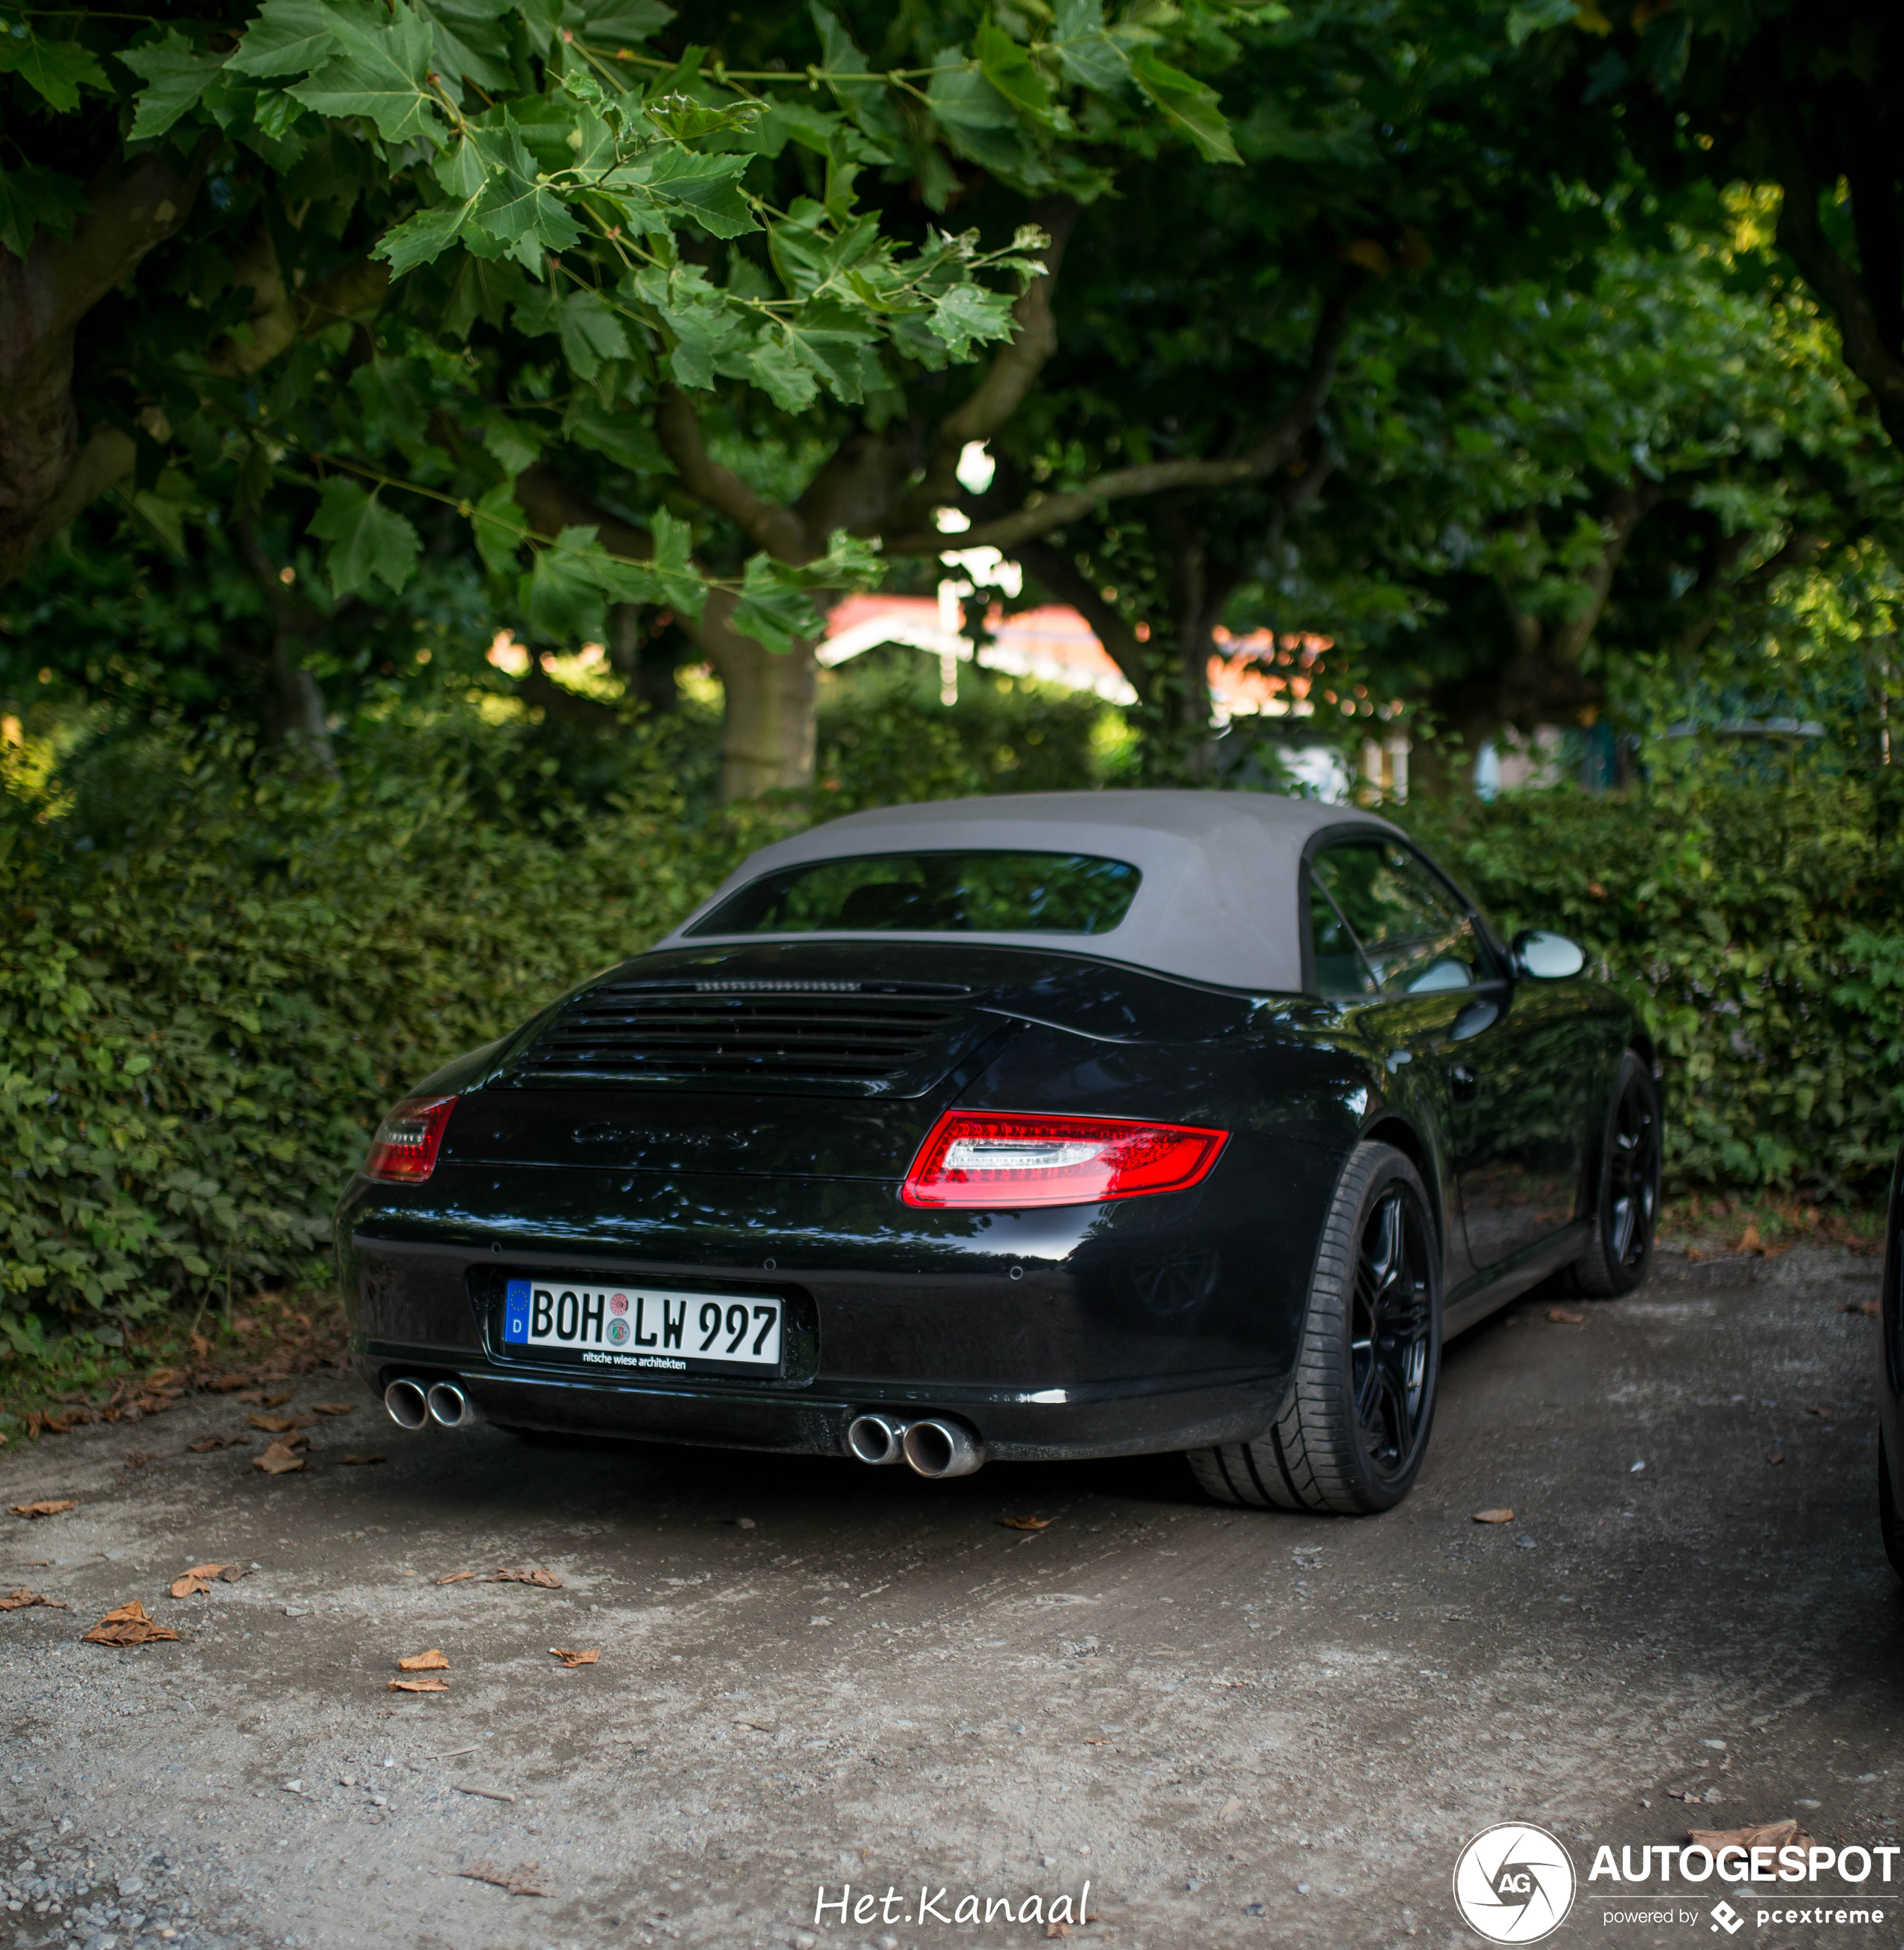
1,1243,1896,1950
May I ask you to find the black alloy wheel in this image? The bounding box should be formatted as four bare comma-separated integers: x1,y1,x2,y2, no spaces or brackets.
1561,1051,1662,1299
1882,1437,1904,1584
1349,1181,1436,1488
1188,1141,1441,1515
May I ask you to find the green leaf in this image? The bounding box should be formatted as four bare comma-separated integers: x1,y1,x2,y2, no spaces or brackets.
640,148,758,239
642,507,703,616
225,0,341,78
349,356,430,456
927,46,1016,133
581,0,675,40
433,133,488,199
927,282,1017,359
477,408,544,477
1051,0,1130,94
0,163,87,260
972,20,1052,124
373,199,471,277
417,0,516,93
469,116,582,262
726,552,825,655
1128,46,1239,166
562,395,670,474
289,1,442,145
519,523,615,642
558,287,631,381
470,480,526,579
119,32,223,135
307,479,421,597
1,31,111,114
747,332,825,414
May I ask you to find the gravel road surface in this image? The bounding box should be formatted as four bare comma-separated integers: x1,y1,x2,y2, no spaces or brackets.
1,1243,1897,1950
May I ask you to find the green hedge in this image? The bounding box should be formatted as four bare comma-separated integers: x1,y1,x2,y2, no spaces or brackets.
2,702,1900,1353
0,711,777,1353
1403,766,1904,1198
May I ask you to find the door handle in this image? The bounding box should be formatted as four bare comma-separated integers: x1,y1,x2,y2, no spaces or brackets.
1447,1062,1478,1102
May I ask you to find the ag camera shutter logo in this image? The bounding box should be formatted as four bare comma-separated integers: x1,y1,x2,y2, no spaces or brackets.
1452,1822,1576,1943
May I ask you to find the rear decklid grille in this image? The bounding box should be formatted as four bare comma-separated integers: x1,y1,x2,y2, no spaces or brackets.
499,979,980,1097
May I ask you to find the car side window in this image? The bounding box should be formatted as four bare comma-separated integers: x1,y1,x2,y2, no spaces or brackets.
1311,841,1485,996
1308,876,1377,997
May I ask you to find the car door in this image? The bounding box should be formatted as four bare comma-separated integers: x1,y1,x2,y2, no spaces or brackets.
1309,838,1579,1271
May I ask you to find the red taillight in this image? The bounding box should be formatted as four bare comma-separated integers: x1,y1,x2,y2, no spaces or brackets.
902,1111,1229,1210
364,1095,459,1183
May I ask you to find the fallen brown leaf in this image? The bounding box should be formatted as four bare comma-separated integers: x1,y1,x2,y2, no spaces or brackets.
1767,1449,1785,1465
398,1648,451,1671
82,1600,181,1647
311,1403,355,1416
1685,1247,1708,1263
388,1677,450,1693
0,1588,67,1611
1841,1299,1881,1317
184,1434,249,1452
205,1377,253,1394
169,1563,231,1599
339,1454,385,1466
247,1413,311,1434
1688,1818,1811,1853
999,1515,1053,1531
458,1860,549,1897
10,1500,76,1519
123,1454,149,1470
1546,1308,1585,1324
548,1647,599,1668
253,1441,307,1475
1472,1508,1515,1524
436,1571,477,1586
1738,1220,1762,1253
483,1566,561,1589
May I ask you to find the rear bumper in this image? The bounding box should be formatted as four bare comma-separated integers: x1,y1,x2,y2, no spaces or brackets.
337,1143,1344,1461
351,1341,1289,1460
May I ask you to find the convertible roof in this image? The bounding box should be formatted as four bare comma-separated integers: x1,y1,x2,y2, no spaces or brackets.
656,790,1406,993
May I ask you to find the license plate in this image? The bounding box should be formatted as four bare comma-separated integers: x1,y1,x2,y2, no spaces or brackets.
500,1279,783,1376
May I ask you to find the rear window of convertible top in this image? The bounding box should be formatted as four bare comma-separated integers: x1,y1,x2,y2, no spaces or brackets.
686,850,1142,938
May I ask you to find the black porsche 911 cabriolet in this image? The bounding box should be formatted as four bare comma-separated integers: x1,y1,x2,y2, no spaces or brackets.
338,791,1661,1514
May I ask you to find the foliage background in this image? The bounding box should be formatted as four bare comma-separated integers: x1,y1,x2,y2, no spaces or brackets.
4,665,1900,1360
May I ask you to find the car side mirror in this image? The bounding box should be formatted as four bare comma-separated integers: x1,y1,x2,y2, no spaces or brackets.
1512,929,1586,981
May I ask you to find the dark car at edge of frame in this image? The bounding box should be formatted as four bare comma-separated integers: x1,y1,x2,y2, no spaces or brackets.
337,791,1663,1514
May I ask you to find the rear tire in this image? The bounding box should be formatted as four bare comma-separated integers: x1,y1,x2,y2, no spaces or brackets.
1189,1142,1440,1515
1882,1437,1904,1584
1557,1051,1661,1300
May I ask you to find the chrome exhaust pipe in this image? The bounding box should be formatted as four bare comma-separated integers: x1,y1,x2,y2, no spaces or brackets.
383,1378,430,1431
426,1381,482,1429
901,1416,986,1479
846,1413,909,1466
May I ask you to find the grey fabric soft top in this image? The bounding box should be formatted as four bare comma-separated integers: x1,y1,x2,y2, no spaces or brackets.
654,791,1405,993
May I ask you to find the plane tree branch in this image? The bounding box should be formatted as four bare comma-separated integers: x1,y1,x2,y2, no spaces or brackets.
879,276,1363,557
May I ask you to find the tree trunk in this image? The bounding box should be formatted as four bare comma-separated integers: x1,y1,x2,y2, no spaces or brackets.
260,633,337,772
693,591,817,798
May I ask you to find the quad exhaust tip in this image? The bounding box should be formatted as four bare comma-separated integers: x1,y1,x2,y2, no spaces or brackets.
848,1412,986,1478
383,1377,429,1430
384,1377,483,1430
846,1413,908,1466
426,1381,482,1429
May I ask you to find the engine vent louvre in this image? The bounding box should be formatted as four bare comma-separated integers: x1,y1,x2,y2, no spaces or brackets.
506,980,975,1092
